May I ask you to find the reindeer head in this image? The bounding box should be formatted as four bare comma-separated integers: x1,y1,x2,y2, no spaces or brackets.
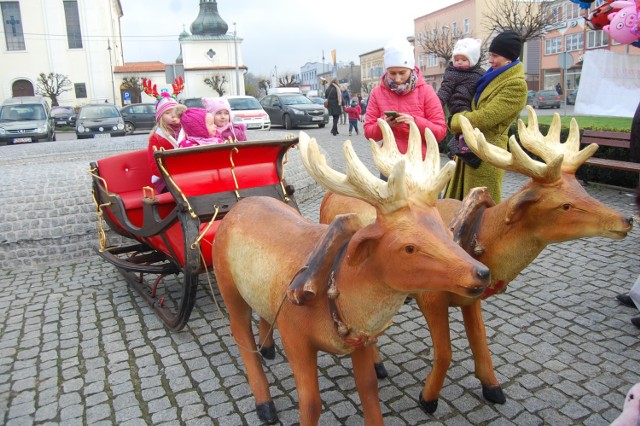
297,123,490,297
459,106,632,241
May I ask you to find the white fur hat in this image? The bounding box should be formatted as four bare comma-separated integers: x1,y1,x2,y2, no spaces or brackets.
383,37,415,70
452,38,482,67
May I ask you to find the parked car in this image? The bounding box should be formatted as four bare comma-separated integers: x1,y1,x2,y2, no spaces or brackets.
0,96,55,144
50,106,76,127
532,90,561,109
183,98,204,108
526,90,536,106
566,89,577,105
120,103,156,135
225,95,271,130
75,104,126,139
259,93,328,129
307,96,330,123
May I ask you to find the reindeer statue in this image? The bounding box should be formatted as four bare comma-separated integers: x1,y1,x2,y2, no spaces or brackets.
319,106,633,414
211,122,491,425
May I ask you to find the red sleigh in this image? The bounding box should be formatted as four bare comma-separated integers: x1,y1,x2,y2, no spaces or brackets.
89,139,299,330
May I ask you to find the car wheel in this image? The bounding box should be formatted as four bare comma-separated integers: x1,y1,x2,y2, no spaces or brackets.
284,115,292,130
124,122,135,135
318,123,325,128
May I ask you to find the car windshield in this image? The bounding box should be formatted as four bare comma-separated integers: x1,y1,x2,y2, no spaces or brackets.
80,106,119,119
280,95,313,106
309,97,325,105
228,97,262,110
0,105,46,121
51,107,73,117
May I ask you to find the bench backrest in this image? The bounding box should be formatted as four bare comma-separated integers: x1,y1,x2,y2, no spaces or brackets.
581,130,630,149
96,149,151,195
155,140,296,199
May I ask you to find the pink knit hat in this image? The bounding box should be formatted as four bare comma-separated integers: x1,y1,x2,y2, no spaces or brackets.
155,96,179,122
180,108,210,138
202,97,232,119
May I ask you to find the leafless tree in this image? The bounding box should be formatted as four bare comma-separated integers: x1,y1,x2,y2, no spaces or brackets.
204,75,227,96
121,76,142,103
482,0,554,54
416,24,468,67
278,74,298,88
35,72,71,106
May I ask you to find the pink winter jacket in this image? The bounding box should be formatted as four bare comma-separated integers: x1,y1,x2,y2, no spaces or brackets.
364,67,447,156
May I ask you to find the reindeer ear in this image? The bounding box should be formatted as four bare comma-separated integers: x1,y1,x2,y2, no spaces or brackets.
345,224,384,266
504,188,541,225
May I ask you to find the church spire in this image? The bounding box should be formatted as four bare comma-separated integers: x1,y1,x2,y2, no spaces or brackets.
190,0,228,36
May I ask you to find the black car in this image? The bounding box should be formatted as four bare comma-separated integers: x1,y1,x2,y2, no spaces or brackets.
183,98,204,108
259,93,328,129
50,106,76,127
120,103,156,135
76,104,126,139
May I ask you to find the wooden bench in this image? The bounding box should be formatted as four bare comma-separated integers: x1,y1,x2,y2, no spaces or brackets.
581,130,640,173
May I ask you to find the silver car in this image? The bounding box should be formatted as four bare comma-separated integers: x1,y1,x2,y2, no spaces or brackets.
532,90,561,109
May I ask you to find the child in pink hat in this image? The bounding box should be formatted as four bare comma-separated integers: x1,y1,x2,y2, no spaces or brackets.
177,107,224,148
147,95,186,193
201,97,247,142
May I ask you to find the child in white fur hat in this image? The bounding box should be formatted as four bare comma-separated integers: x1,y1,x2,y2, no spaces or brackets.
437,38,485,167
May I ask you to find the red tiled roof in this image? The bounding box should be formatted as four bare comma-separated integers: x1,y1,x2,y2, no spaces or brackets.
114,61,166,73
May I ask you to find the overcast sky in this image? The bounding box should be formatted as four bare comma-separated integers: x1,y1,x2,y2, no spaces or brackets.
119,0,462,77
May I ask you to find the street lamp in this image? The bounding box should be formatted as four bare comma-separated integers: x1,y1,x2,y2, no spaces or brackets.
107,40,116,104
233,22,240,95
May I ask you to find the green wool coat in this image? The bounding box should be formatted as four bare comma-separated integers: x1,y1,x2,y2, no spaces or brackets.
444,62,527,203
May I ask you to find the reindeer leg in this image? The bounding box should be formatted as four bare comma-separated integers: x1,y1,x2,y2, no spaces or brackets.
460,300,505,404
221,289,278,423
352,346,384,426
371,344,388,379
278,327,321,426
257,317,276,360
415,293,451,414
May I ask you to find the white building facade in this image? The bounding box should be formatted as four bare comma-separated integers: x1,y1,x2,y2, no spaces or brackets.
0,0,124,107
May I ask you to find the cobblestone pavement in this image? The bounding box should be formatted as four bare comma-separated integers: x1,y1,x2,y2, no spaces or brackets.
0,122,639,425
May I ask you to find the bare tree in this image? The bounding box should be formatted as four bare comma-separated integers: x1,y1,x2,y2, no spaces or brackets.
35,72,71,106
278,74,298,87
121,76,142,104
482,0,554,54
204,75,227,96
416,24,468,67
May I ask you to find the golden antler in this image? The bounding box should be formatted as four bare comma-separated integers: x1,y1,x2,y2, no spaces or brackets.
368,119,456,205
459,115,563,183
517,106,598,174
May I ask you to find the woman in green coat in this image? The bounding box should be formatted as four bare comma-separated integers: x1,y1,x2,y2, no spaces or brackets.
444,30,528,203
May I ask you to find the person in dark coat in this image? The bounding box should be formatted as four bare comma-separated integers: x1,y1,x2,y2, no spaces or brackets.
437,38,485,167
325,79,342,136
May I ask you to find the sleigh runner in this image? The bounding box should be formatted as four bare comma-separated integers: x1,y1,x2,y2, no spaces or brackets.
89,139,299,330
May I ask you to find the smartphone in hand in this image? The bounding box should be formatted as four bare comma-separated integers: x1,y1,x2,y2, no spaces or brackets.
384,111,399,119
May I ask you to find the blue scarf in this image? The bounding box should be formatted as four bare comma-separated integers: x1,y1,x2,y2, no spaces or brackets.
474,60,519,106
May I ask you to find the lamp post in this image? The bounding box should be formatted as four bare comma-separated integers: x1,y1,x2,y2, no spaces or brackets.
107,40,116,104
233,22,240,95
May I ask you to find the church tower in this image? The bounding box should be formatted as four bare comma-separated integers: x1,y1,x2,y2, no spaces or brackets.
179,0,245,98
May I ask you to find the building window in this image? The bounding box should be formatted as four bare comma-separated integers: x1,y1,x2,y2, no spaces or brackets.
451,22,458,36
565,33,583,51
1,2,25,51
426,53,438,68
63,1,82,49
75,83,87,98
545,37,562,55
586,30,608,48
463,18,470,34
550,5,562,23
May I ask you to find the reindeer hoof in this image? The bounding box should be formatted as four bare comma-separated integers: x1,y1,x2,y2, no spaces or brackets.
482,384,506,404
260,345,276,360
374,362,388,379
256,401,278,424
418,391,438,414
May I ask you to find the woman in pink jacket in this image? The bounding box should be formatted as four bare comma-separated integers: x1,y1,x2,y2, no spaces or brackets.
364,37,447,157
